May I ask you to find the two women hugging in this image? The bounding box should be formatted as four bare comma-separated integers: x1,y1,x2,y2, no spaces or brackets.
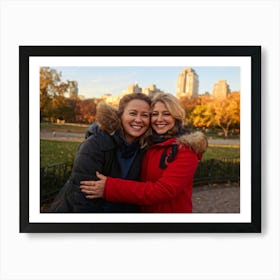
49,92,207,213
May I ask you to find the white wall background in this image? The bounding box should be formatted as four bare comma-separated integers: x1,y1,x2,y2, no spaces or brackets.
0,0,279,279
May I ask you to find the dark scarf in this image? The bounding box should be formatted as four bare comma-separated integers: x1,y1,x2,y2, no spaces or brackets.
151,124,190,169
151,123,190,143
113,131,139,159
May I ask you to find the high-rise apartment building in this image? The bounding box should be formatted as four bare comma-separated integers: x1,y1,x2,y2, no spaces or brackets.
122,83,164,98
212,80,230,98
69,81,78,97
176,68,199,98
142,84,164,98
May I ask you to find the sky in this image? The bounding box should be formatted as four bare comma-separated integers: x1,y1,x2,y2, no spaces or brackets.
53,66,240,99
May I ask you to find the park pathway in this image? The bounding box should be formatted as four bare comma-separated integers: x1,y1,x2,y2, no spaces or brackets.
192,183,240,213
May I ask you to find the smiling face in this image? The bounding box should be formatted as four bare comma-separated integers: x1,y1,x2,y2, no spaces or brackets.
151,101,176,135
121,99,150,143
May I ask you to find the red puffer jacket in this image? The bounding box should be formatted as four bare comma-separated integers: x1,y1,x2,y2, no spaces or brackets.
104,133,206,213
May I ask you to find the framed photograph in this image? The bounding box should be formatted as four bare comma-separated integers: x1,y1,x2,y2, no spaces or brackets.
20,45,261,233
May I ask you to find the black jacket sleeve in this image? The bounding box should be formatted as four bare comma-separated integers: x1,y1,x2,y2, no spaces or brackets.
49,124,119,213
70,136,107,185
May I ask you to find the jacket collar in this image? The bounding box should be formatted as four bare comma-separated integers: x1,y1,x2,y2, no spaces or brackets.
152,137,176,147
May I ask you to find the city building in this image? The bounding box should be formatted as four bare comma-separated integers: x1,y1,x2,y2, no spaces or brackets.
176,68,199,98
142,84,164,98
69,80,78,97
100,93,121,106
122,83,164,98
128,83,141,93
212,80,231,98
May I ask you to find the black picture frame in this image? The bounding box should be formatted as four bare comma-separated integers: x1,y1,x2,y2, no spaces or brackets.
20,45,261,233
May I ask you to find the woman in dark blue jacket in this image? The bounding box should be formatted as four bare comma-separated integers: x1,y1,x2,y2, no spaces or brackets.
49,93,151,213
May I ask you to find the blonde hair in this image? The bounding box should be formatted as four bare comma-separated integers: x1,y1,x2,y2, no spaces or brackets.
150,93,186,139
151,93,185,126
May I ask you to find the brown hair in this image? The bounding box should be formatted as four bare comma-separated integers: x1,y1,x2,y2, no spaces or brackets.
117,93,151,117
118,93,152,148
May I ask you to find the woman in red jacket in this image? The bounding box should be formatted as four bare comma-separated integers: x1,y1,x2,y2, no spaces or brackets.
80,93,207,213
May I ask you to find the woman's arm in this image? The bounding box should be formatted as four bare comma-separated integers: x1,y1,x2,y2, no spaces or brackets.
80,171,107,198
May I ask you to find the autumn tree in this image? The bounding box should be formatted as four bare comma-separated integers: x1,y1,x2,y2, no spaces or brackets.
74,98,100,124
189,91,240,136
190,102,215,129
181,94,213,127
64,97,78,123
211,91,240,136
227,91,240,129
40,67,70,122
179,96,200,126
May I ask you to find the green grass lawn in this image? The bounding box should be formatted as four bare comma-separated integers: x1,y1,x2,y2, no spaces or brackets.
40,139,240,168
40,140,81,167
203,146,239,160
